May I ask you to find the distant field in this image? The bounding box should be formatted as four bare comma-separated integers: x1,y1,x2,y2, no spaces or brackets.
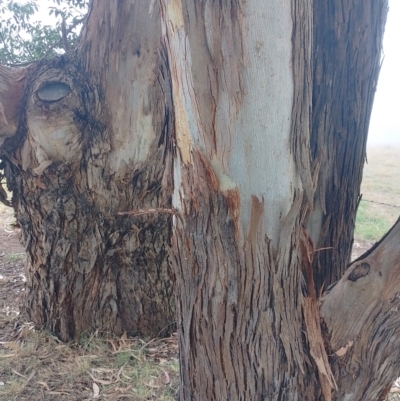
355,144,400,242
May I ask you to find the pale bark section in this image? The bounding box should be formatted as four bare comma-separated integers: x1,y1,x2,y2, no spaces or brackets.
176,0,300,246
230,0,299,246
321,218,400,401
0,65,27,143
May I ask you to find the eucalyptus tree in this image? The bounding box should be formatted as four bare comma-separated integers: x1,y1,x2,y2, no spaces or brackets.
1,1,399,400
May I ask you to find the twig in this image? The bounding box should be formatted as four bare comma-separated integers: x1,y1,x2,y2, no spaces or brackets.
117,207,184,225
61,18,70,51
42,17,85,59
314,247,334,253
3,60,37,67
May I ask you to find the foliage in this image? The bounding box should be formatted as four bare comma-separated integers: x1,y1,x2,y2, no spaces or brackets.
0,0,89,64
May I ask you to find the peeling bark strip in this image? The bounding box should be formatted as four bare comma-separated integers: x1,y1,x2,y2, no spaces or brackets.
290,0,314,207
118,208,185,225
300,227,336,401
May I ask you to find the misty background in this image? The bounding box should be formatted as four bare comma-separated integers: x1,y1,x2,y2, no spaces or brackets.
368,0,400,146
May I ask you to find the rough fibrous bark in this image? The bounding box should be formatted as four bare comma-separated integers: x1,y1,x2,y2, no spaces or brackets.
0,2,176,341
309,0,388,292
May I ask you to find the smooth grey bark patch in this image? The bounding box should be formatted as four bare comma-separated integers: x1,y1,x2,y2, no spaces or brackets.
348,262,371,282
37,82,71,102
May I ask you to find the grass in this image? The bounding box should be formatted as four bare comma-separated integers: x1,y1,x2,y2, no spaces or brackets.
0,327,179,401
355,201,392,241
354,144,400,242
4,253,25,263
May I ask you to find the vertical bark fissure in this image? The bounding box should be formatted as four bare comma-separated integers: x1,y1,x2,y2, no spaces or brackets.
290,0,313,208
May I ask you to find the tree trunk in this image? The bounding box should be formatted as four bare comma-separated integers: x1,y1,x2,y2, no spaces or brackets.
309,0,388,292
0,2,177,341
163,0,392,399
1,0,398,400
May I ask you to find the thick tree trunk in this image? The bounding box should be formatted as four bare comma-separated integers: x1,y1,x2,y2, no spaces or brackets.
163,0,392,400
166,1,333,400
0,0,397,400
166,0,324,398
0,2,176,341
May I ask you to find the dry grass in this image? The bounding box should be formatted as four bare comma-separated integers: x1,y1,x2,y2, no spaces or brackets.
355,144,400,242
363,146,400,201
0,323,179,401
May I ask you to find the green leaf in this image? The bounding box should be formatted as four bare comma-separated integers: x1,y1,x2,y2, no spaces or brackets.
0,0,89,64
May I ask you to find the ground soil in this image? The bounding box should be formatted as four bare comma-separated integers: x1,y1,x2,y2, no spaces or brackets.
351,239,374,261
0,215,26,343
